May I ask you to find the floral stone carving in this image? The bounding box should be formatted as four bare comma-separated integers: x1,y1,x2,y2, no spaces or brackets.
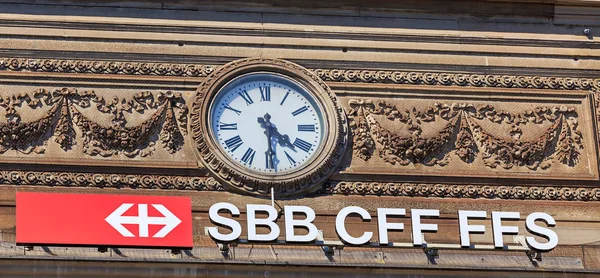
348,99,582,170
0,88,188,157
323,181,600,201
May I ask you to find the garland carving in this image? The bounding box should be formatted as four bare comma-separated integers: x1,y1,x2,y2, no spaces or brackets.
348,100,582,169
0,88,187,157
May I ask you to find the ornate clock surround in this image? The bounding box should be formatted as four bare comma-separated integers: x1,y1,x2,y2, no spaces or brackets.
191,58,348,197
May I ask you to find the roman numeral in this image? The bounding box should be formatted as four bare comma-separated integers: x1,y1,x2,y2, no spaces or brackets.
293,138,312,153
280,91,290,105
241,148,256,165
224,135,243,152
259,86,271,101
219,122,237,130
223,103,241,115
284,151,296,165
297,124,315,132
291,106,308,116
238,90,254,105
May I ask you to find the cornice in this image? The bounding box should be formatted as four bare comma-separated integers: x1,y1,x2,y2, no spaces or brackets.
0,169,597,202
323,181,600,201
0,20,594,50
0,58,216,77
2,58,599,90
0,170,221,191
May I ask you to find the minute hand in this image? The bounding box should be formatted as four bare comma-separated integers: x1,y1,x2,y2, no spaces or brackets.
257,113,275,169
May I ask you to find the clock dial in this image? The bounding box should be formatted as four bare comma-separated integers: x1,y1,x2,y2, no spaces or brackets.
210,73,324,174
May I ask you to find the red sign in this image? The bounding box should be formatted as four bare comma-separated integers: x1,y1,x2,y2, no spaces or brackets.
16,192,193,248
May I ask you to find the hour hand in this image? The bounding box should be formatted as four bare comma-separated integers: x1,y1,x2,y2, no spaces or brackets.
273,130,295,150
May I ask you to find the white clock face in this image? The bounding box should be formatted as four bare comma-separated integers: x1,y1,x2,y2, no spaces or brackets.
210,73,324,174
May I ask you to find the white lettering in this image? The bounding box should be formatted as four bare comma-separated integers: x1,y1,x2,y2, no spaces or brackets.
525,212,559,251
247,204,280,241
207,202,242,242
411,209,439,246
335,206,372,245
458,210,487,247
492,211,520,248
284,206,318,242
377,208,405,245
204,203,559,252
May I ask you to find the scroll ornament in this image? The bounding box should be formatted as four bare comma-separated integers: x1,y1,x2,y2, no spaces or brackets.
0,88,188,157
348,100,582,170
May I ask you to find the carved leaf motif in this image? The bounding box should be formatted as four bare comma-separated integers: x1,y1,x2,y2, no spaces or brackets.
0,88,188,157
0,102,60,154
347,99,583,170
455,115,477,163
72,103,166,157
160,101,185,153
555,118,581,166
372,116,458,166
54,98,76,151
348,99,376,160
472,116,561,170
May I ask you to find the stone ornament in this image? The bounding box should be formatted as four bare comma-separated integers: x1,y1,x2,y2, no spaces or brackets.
3,58,600,91
0,88,188,157
191,58,348,196
348,99,582,170
0,170,220,191
323,181,600,201
0,56,598,201
0,58,216,77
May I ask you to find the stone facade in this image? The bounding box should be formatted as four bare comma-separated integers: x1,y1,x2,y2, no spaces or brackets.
0,0,599,276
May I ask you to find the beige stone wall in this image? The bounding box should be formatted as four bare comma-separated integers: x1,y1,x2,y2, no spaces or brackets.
0,0,599,275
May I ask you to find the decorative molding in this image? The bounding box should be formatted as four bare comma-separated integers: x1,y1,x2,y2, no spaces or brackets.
314,69,600,90
323,181,600,201
191,58,349,197
0,58,216,77
0,170,222,190
2,57,600,92
2,169,598,202
0,88,188,157
348,99,582,169
594,90,600,145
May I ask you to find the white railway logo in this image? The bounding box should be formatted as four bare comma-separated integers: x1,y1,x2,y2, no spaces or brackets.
105,203,182,238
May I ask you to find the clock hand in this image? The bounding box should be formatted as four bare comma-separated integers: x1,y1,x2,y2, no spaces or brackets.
259,116,295,151
273,130,295,150
258,113,275,169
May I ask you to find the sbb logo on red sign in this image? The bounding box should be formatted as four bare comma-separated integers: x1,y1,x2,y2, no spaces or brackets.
16,192,192,248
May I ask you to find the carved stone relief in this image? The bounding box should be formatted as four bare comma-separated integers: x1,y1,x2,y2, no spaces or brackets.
338,89,597,181
0,58,216,77
0,88,188,158
0,170,220,191
3,57,600,91
323,181,600,201
314,69,600,91
348,99,582,170
0,57,598,200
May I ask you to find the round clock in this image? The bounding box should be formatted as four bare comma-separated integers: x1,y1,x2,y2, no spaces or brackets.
210,73,324,174
192,58,348,197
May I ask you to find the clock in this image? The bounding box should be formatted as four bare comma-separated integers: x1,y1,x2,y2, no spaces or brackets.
192,58,348,197
210,73,324,174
